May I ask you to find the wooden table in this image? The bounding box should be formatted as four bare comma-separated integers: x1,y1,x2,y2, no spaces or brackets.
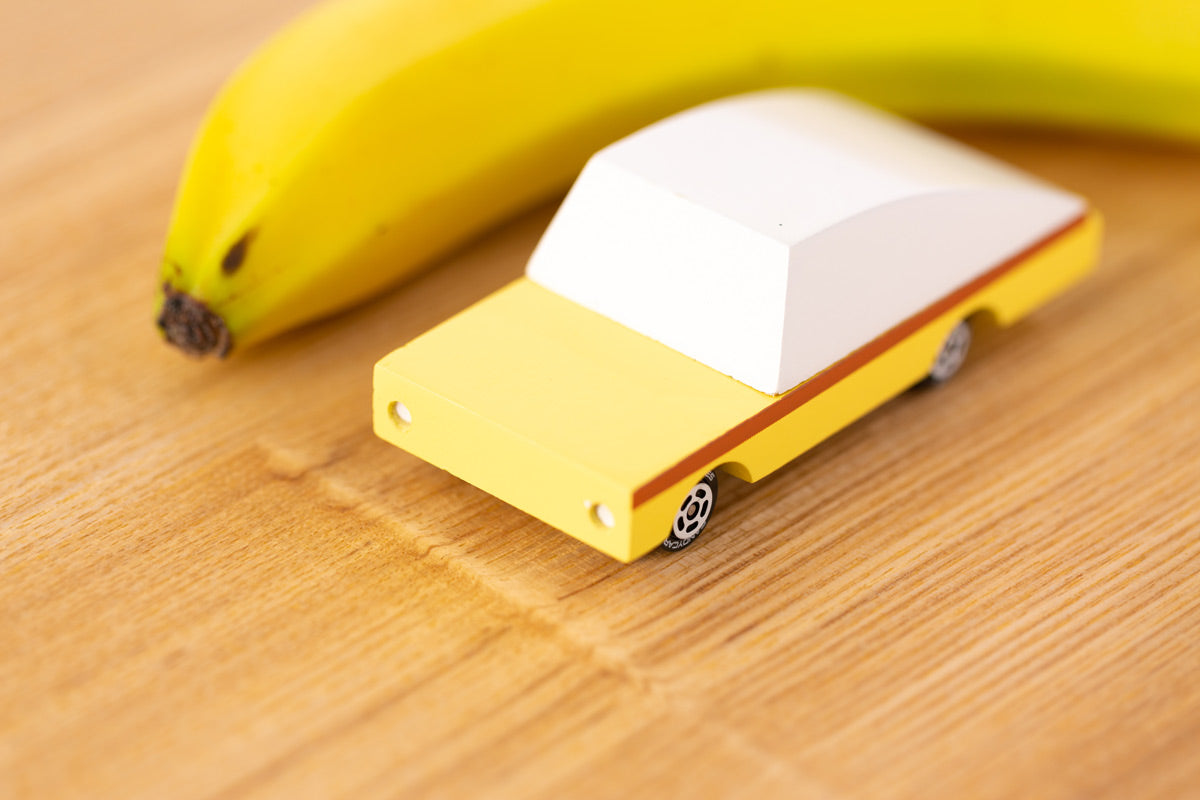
3,2,1199,798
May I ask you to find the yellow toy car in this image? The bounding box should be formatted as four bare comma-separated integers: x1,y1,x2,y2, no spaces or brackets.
374,90,1101,562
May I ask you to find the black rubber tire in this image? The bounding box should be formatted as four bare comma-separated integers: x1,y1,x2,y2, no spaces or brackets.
661,471,718,552
928,320,972,384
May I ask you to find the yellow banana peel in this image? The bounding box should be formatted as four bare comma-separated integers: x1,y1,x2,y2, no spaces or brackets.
156,0,1200,356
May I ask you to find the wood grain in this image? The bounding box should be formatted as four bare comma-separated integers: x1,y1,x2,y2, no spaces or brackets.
2,2,1199,798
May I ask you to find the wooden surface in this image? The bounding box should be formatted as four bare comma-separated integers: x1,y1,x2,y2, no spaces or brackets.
3,2,1200,798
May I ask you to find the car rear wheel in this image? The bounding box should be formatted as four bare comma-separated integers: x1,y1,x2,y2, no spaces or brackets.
929,320,972,384
662,471,718,552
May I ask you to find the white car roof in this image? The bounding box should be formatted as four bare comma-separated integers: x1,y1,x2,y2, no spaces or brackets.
527,90,1085,394
596,89,1053,245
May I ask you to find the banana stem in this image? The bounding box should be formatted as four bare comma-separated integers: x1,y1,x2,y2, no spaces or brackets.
156,284,232,357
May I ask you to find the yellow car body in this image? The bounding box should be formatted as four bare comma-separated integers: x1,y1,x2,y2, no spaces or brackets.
373,210,1100,562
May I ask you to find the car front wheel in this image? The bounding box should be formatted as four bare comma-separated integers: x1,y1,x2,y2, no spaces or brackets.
662,471,718,552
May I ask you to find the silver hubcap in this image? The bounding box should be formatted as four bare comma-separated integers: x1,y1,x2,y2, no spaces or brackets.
930,321,971,383
672,483,714,541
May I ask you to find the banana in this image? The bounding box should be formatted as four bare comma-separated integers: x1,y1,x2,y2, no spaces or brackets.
157,0,1200,356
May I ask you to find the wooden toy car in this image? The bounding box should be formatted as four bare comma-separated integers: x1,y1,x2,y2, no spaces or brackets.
374,89,1101,562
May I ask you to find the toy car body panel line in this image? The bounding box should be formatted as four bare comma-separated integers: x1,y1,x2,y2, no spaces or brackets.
372,91,1101,563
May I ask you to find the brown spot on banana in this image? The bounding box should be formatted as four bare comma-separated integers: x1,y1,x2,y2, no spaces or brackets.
221,231,255,275
156,284,232,358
